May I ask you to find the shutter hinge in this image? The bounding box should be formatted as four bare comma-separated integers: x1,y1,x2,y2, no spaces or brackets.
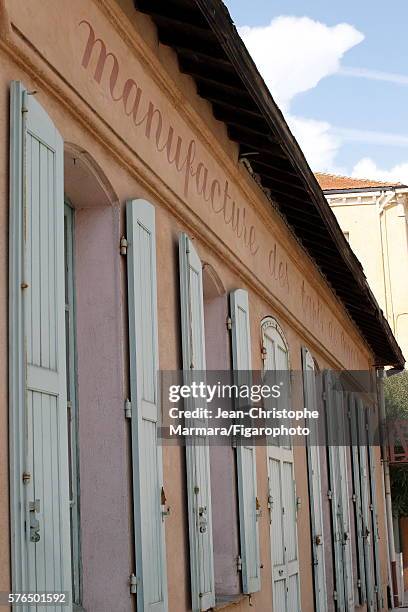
327,490,332,500
236,555,242,572
333,590,338,601
22,472,31,484
352,493,356,502
226,316,232,330
22,91,29,113
261,345,267,361
124,399,132,419
357,579,361,588
22,90,37,114
120,236,128,255
129,573,138,594
322,392,327,402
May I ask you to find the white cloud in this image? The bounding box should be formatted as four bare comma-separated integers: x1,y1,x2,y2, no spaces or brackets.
339,66,408,86
333,127,408,148
238,16,364,171
239,16,364,111
352,158,408,184
287,115,341,170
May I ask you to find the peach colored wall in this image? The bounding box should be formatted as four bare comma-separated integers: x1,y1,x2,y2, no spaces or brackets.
0,1,391,611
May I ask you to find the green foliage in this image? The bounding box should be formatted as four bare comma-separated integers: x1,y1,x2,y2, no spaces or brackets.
386,371,408,516
384,370,408,418
391,466,408,517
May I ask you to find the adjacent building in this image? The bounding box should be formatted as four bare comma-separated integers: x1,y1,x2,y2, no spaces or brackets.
0,1,404,611
316,173,408,368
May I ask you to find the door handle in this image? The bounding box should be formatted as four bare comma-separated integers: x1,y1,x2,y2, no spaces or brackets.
29,499,40,543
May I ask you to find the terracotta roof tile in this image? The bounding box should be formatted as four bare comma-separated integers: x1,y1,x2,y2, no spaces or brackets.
315,172,402,191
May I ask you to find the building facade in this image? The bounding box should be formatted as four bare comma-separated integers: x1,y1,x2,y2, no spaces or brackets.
317,173,408,368
0,1,404,611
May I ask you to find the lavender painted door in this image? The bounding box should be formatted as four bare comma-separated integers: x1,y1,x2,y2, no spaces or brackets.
9,81,72,610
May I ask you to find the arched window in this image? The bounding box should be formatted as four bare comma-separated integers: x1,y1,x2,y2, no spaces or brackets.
261,316,290,372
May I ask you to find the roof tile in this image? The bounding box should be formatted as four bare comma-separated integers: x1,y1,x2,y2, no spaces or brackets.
315,172,401,191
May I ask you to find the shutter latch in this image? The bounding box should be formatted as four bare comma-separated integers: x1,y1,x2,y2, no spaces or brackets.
120,236,128,255
226,316,232,330
236,555,242,572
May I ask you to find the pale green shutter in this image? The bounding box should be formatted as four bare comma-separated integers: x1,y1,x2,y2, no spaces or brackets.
9,81,72,604
230,290,261,594
357,397,376,610
367,415,383,609
126,199,168,611
179,234,215,612
324,371,354,610
349,393,367,604
302,348,327,612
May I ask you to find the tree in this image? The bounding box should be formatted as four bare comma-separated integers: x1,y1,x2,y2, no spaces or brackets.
385,370,408,517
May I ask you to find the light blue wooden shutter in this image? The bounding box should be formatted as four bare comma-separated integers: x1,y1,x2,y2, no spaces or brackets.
325,371,345,609
349,393,367,605
9,81,72,605
126,199,168,611
324,371,354,611
230,290,261,594
357,398,376,611
367,414,383,609
179,234,215,612
302,348,327,612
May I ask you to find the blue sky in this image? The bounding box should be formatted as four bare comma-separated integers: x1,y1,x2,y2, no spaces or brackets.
224,0,408,181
